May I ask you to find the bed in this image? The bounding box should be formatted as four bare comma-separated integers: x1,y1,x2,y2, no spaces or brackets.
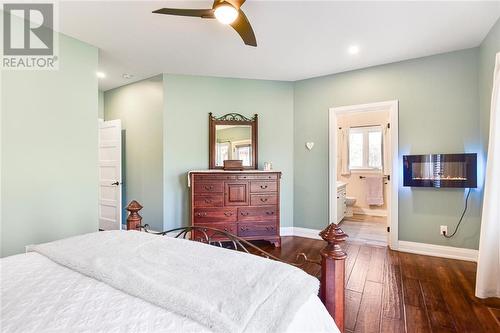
0,200,348,333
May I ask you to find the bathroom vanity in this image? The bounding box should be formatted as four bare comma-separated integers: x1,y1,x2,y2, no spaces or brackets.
336,182,347,224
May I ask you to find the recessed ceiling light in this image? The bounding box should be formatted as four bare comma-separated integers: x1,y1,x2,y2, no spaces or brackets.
96,72,106,79
348,45,360,55
122,73,134,79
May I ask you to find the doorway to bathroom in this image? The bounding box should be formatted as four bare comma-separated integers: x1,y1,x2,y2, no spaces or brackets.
329,101,399,249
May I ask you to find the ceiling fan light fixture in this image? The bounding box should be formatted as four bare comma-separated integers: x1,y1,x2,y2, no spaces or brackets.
214,4,239,24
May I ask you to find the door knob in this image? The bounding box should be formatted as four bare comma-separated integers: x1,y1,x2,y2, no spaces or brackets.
111,181,120,186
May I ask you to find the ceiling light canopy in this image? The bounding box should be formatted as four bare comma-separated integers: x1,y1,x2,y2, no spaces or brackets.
214,4,239,25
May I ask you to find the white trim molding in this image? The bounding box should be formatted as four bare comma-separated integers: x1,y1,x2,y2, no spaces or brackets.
398,241,478,262
280,227,322,240
329,100,399,250
280,227,294,236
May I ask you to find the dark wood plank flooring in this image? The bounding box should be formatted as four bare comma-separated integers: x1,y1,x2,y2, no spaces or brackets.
254,236,500,333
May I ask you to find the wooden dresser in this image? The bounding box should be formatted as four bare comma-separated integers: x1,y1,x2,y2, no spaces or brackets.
189,171,281,247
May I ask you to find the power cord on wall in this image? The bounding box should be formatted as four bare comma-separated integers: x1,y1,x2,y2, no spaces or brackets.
442,187,472,238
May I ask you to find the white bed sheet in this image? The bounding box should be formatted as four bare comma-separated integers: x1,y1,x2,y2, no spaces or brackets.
1,252,339,333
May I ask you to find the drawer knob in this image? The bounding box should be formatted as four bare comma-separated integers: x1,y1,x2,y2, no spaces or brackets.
223,228,228,232
224,212,233,217
204,199,212,203
240,227,249,231
260,185,268,189
241,212,249,216
204,185,213,191
266,211,275,215
196,212,208,217
260,198,268,202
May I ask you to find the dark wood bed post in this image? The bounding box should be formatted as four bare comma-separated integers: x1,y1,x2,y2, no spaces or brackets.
126,200,143,230
319,223,348,333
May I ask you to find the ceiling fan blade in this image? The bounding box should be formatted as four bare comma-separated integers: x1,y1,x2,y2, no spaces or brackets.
152,8,215,19
230,10,256,46
212,0,246,10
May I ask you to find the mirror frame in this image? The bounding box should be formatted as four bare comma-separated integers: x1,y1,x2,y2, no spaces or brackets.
209,112,258,170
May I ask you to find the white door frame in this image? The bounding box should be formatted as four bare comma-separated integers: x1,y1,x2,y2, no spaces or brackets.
329,100,399,250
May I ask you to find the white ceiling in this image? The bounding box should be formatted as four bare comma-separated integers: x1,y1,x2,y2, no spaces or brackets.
58,1,500,91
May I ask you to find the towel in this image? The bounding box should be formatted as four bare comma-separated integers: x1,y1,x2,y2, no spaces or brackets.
366,176,384,206
28,230,319,333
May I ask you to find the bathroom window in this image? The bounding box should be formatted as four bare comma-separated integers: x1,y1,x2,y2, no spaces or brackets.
349,126,383,170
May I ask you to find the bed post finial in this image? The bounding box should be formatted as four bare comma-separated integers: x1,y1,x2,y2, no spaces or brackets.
319,223,347,332
126,200,143,231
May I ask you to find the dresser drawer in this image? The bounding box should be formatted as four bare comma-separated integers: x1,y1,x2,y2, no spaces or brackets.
193,222,237,240
193,194,224,207
238,222,278,237
238,207,277,221
250,181,278,193
194,182,224,194
250,194,278,206
237,174,279,181
194,174,237,181
193,208,237,223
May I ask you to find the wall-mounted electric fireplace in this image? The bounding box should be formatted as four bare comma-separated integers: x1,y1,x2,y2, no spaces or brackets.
403,153,477,188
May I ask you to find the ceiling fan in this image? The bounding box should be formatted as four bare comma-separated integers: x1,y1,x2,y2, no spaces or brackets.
152,0,257,47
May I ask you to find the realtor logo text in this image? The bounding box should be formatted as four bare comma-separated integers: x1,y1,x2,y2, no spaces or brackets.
2,2,59,70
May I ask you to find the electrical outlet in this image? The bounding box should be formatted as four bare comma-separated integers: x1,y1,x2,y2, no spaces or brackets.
440,225,448,236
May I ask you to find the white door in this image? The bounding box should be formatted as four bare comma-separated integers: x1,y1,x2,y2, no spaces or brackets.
98,119,122,230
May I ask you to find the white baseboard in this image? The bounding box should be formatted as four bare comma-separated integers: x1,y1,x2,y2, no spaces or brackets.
280,227,478,262
398,241,478,262
280,227,322,239
353,208,387,217
280,227,294,236
291,227,323,240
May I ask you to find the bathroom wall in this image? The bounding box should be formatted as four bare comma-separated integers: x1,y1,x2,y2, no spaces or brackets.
337,111,390,216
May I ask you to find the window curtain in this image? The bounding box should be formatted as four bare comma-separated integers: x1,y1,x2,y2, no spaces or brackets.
338,128,350,176
476,52,500,299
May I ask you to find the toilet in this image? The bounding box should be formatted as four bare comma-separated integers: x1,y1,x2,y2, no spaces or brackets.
345,197,356,217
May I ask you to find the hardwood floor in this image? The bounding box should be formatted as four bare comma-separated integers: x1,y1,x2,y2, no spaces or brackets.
255,236,500,333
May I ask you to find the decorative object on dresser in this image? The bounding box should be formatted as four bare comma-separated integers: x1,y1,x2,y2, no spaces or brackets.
209,112,258,170
189,171,282,247
223,159,244,170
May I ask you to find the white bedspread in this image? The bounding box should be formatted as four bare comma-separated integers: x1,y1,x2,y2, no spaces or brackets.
8,231,338,333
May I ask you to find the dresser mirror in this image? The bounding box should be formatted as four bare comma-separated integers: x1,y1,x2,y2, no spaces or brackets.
209,113,258,169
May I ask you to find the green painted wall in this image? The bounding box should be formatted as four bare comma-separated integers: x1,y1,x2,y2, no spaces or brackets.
104,76,164,231
1,34,99,257
163,74,294,229
98,90,104,119
294,49,482,249
479,18,500,166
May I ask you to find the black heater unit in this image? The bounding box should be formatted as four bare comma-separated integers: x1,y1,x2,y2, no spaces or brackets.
403,153,477,188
